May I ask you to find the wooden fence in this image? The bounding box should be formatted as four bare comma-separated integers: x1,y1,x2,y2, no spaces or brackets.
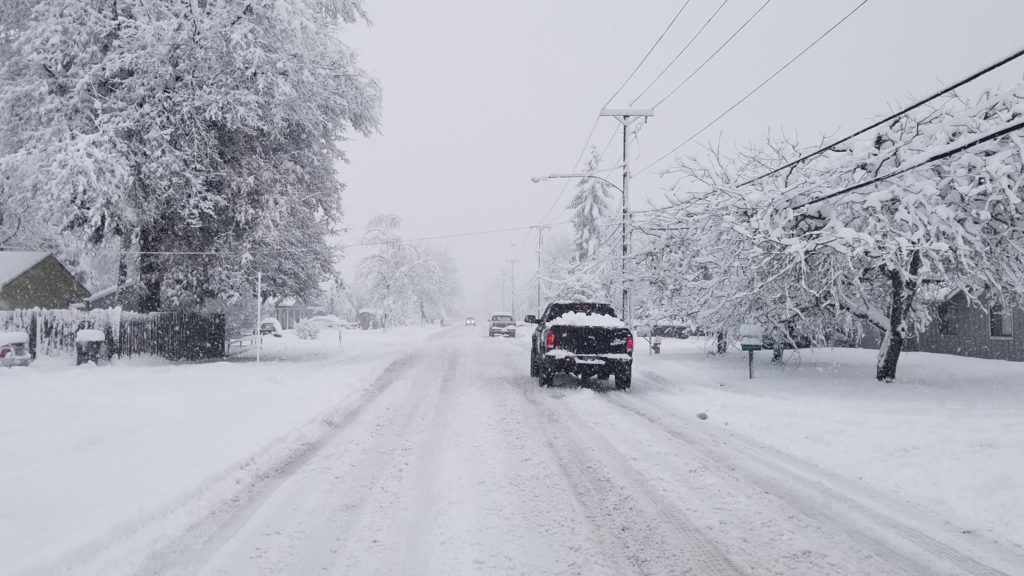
0,308,226,361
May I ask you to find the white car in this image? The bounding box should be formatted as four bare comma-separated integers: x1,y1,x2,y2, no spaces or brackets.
0,331,32,368
488,313,516,337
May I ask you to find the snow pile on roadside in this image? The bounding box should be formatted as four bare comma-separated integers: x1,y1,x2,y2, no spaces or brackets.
0,326,441,576
634,338,1024,549
548,311,625,328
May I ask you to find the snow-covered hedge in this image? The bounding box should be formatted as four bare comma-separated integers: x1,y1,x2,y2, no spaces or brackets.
295,319,319,340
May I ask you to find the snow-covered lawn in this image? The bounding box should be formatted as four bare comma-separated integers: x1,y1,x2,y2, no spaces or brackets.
633,338,1024,551
0,326,441,576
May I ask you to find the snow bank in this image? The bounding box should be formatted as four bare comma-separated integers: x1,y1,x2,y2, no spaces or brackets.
634,338,1024,549
548,311,625,328
0,325,442,576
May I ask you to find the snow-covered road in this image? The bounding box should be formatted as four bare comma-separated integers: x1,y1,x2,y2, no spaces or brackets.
94,328,1022,576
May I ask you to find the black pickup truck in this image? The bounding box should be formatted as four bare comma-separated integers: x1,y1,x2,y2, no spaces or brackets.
525,302,634,389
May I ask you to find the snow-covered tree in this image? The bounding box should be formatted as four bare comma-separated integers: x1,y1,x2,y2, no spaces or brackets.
569,147,615,264
0,0,381,310
410,245,460,323
537,148,623,307
356,214,460,327
649,83,1024,380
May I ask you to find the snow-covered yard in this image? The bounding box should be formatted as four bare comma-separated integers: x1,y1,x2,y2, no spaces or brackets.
3,327,1022,575
0,326,441,576
633,338,1024,551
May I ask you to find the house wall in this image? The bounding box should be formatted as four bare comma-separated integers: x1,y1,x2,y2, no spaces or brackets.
276,306,299,330
915,292,1024,362
855,292,1024,362
0,256,90,311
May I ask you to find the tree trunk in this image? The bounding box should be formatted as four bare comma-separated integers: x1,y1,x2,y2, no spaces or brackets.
875,252,921,382
138,226,162,313
772,341,784,363
715,330,728,354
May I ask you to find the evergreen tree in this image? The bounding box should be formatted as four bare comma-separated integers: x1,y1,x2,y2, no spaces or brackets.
568,147,614,264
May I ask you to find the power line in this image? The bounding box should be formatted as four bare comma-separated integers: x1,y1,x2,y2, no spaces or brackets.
536,3,699,226
603,0,696,108
793,117,1024,209
650,0,773,110
638,0,870,175
737,42,1024,187
629,0,732,107
2,219,582,257
535,116,601,226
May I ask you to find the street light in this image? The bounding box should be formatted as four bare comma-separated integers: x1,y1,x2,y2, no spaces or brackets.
530,172,624,193
532,109,652,328
531,171,632,325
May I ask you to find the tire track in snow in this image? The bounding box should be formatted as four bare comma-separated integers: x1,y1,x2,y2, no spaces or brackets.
133,351,430,576
603,385,1018,576
396,350,459,575
521,386,744,576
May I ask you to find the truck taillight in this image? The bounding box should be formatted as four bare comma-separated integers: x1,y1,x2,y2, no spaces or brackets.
545,331,556,348
626,335,634,353
0,347,9,359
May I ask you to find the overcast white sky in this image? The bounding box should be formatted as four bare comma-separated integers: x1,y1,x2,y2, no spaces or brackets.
337,0,1024,315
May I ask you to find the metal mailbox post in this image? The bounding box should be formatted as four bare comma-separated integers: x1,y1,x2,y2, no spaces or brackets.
739,324,764,379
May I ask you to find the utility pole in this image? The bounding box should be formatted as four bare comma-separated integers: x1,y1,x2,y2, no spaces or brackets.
600,108,654,328
531,225,550,315
255,270,262,364
508,258,518,320
501,269,507,311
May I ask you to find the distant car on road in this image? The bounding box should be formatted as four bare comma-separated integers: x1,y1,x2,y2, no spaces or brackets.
465,317,476,326
488,313,516,337
526,302,633,389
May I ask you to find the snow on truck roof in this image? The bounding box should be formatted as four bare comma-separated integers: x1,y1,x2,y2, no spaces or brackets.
548,311,626,328
491,312,512,317
0,251,49,288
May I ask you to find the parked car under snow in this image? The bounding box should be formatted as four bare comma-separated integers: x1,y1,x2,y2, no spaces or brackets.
0,331,32,368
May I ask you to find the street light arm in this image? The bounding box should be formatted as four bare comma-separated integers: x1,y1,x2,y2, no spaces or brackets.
530,173,625,194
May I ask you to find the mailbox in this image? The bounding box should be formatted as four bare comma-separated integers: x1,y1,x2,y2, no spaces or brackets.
739,324,763,351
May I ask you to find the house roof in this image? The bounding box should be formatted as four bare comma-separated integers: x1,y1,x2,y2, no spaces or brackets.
0,251,50,289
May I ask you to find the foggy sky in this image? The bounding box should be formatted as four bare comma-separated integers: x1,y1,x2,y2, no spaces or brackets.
338,0,1024,315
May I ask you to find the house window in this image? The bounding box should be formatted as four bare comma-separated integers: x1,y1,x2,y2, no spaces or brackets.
990,303,1014,339
938,302,957,336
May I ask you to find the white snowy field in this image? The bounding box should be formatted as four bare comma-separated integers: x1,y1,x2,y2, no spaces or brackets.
0,326,442,576
2,326,1023,576
631,337,1024,551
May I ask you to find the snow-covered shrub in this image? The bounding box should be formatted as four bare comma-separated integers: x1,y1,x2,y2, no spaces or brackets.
295,319,319,340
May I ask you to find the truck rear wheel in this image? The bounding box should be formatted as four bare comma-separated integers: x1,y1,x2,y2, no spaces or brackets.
530,349,539,377
539,365,554,387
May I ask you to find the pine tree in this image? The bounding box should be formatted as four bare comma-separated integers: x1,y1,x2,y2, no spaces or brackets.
568,147,614,264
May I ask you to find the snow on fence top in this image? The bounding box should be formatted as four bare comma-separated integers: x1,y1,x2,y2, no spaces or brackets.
75,329,106,343
0,331,29,346
548,311,626,328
